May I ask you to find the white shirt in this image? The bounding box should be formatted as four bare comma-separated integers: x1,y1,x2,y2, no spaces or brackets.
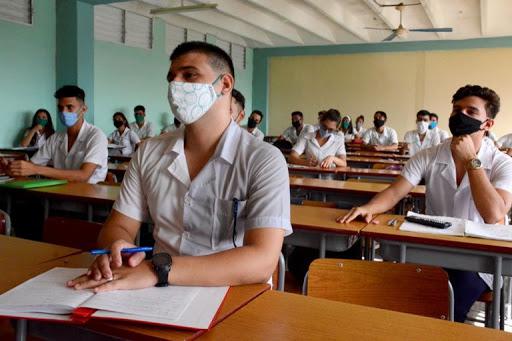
113,121,292,256
353,126,366,138
23,130,47,148
431,126,450,142
403,129,440,156
243,126,264,141
108,128,140,156
401,138,512,288
362,126,398,146
282,124,314,145
31,121,108,184
161,124,181,134
292,130,346,163
129,121,155,139
497,133,512,148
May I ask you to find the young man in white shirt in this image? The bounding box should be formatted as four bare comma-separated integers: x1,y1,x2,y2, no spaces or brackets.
4,85,108,184
280,111,313,145
130,105,155,140
68,41,291,291
429,113,450,142
403,110,440,156
230,88,245,124
338,85,512,323
243,110,264,140
362,111,399,151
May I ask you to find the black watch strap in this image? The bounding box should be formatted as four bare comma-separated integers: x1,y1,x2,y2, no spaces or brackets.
152,253,172,287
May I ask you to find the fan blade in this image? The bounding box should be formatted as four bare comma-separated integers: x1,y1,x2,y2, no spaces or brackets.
365,27,394,31
382,32,397,41
409,28,453,32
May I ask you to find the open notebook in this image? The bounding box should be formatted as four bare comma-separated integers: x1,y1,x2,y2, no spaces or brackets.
0,268,229,330
400,211,512,242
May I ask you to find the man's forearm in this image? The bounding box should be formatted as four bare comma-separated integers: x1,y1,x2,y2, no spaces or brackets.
35,164,92,182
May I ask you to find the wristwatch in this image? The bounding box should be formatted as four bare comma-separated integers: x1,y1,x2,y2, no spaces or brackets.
152,253,172,287
466,158,482,170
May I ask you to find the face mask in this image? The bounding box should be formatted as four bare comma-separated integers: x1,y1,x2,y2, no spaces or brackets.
59,112,79,128
449,111,485,137
318,126,333,139
416,121,429,134
168,75,222,125
36,118,48,127
429,121,438,129
247,117,258,129
342,121,350,130
356,122,363,130
135,114,145,124
292,120,301,129
114,120,124,128
373,119,385,129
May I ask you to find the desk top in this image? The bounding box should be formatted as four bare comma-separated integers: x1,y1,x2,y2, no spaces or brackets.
198,290,510,341
347,151,410,160
362,214,512,255
346,156,405,165
288,165,401,177
291,205,365,235
289,177,425,197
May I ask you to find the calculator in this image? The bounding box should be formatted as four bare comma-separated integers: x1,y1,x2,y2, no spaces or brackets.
404,216,452,229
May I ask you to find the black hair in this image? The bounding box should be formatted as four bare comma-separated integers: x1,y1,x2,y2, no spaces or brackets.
321,109,341,123
452,84,500,119
251,110,263,120
341,116,354,134
429,113,439,120
134,105,145,113
318,110,327,119
113,112,129,127
174,117,181,127
416,109,431,119
291,111,303,118
232,89,245,110
54,85,85,101
356,115,364,122
375,111,387,120
29,108,55,143
170,41,235,79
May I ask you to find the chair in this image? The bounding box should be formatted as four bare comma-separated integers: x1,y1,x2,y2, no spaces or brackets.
271,252,286,292
0,209,12,236
304,259,453,321
42,216,103,250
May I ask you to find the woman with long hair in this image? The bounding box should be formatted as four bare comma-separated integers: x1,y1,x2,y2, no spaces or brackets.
19,109,55,148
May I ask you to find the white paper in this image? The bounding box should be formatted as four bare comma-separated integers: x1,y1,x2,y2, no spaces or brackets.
465,220,512,241
399,211,466,236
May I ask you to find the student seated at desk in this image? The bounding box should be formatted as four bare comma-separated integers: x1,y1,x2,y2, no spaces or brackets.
338,84,512,323
67,41,291,291
279,111,314,145
19,109,55,148
161,117,182,134
362,111,398,151
109,112,140,156
429,113,450,142
243,110,265,140
288,109,347,168
130,105,155,140
230,88,245,124
403,110,440,156
497,133,512,156
353,115,366,140
340,115,354,142
4,85,108,184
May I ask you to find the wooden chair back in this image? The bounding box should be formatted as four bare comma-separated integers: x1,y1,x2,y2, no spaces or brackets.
42,217,103,250
307,259,450,320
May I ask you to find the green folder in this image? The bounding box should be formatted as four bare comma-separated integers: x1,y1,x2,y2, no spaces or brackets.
0,179,68,189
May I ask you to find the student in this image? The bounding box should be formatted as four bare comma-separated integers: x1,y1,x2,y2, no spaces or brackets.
5,85,108,184
244,110,264,140
362,111,398,151
340,115,354,142
161,117,182,134
130,105,155,140
67,41,291,291
19,109,55,148
353,115,366,139
403,110,440,156
109,112,140,156
280,111,313,145
429,113,450,142
338,85,512,323
289,109,347,168
230,88,245,124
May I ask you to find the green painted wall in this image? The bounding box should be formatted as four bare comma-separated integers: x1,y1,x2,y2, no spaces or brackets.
94,20,254,135
0,0,56,147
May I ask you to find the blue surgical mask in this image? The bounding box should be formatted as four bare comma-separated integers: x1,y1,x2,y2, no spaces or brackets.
59,111,79,127
429,121,438,129
318,126,333,139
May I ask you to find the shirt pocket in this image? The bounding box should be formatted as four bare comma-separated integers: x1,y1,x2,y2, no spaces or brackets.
212,198,247,250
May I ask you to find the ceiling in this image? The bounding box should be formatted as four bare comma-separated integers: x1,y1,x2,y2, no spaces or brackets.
107,0,512,48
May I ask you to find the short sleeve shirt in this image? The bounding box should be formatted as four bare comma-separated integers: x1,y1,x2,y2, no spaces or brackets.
362,126,398,146
282,124,314,145
403,129,440,156
109,128,140,156
130,121,155,139
292,130,346,162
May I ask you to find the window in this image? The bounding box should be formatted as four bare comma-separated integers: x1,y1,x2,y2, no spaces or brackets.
166,24,186,55
215,38,231,55
231,44,246,70
125,11,152,49
0,0,32,25
186,29,206,43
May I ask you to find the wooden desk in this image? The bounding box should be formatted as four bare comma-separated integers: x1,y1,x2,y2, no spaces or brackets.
108,155,131,163
198,290,510,341
347,150,410,160
107,162,129,180
287,165,401,181
361,214,512,329
346,156,405,167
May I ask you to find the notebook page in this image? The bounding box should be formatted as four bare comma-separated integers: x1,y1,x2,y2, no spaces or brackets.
0,268,93,314
399,212,466,236
465,221,512,241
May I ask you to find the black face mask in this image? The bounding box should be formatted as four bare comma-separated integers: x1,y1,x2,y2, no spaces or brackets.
448,112,485,137
247,118,258,129
113,120,124,128
373,119,385,129
292,120,301,129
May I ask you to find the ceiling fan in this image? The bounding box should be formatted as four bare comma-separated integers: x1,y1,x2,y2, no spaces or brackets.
366,2,453,41
149,0,217,15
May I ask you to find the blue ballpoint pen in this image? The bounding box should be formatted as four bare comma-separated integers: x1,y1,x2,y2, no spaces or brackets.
89,246,154,255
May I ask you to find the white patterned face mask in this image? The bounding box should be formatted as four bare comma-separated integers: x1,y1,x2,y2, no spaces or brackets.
167,75,222,125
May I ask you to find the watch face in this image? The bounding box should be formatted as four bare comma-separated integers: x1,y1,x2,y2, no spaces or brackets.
153,253,171,267
471,158,482,168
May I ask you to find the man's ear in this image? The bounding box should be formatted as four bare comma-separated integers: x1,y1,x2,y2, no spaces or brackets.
483,118,494,131
220,74,234,96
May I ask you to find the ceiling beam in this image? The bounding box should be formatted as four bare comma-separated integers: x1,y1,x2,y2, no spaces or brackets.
419,0,446,38
480,0,489,36
361,0,396,30
303,0,371,42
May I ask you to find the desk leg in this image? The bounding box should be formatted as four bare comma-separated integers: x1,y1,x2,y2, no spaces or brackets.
399,244,407,263
364,237,374,261
6,194,12,216
319,234,326,258
493,256,503,329
87,204,93,222
16,319,27,341
43,199,49,221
